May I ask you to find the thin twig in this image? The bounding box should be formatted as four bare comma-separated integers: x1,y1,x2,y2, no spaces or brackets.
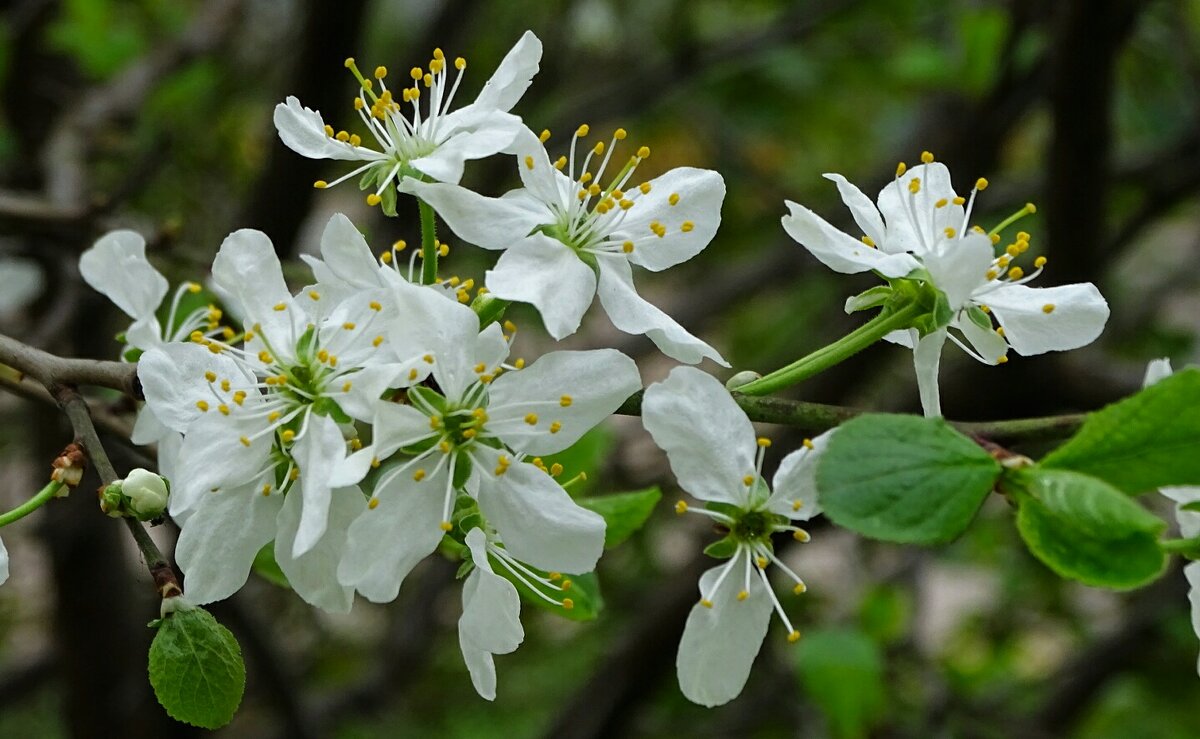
0,333,139,396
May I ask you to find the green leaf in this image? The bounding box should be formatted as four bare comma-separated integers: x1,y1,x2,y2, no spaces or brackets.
816,414,1001,544
252,544,290,589
1041,369,1200,494
577,487,661,548
1011,469,1167,589
702,535,738,560
796,628,886,739
503,569,603,622
148,605,245,729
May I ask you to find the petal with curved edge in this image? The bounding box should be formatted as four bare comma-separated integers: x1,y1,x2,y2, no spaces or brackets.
460,636,499,701
370,402,438,459
1161,487,1200,539
922,232,993,311
642,366,756,505
275,484,363,613
171,412,272,516
460,529,524,655
475,447,605,574
290,413,348,558
1186,562,1200,675
0,535,8,586
983,283,1109,356
318,213,386,288
595,255,727,366
0,257,44,316
486,235,596,340
212,229,304,346
488,348,640,456
138,343,253,435
131,405,170,446
1143,357,1173,388
388,278,480,399
175,483,281,604
80,230,168,320
470,30,543,113
782,201,918,278
508,126,566,207
400,179,547,251
876,162,964,256
676,561,773,707
952,312,1007,364
765,430,833,520
913,328,947,418
822,173,886,247
273,96,383,162
617,167,725,272
474,322,511,373
336,465,448,603
409,117,523,185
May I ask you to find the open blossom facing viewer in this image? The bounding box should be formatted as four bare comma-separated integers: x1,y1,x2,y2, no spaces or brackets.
782,155,1110,416
642,366,826,706
274,31,542,204
402,126,728,366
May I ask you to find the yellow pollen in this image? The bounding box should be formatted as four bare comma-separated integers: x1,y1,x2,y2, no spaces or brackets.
975,177,989,191
233,391,246,405
675,500,689,515
538,129,551,143
309,290,320,301
757,437,771,447
350,438,363,450
593,141,605,155
637,145,650,159
996,327,1006,337
921,150,935,163
700,598,713,609
575,124,590,138
650,221,666,237
792,500,803,512
1008,267,1024,280
262,484,272,495
1007,244,1021,257
393,239,408,252
997,355,1009,364
998,255,1011,268
788,630,802,643
324,124,335,137
455,57,466,70
342,381,353,392
190,330,205,342
423,73,433,87
366,194,382,206
273,303,286,312
802,438,814,450
374,336,385,347
268,412,281,422
622,241,634,253
218,404,230,416
561,599,574,611
1017,231,1031,241
436,520,452,532
559,395,573,407
438,243,450,257
986,269,999,281
980,305,990,313
313,180,328,189
429,415,442,430
895,162,907,177
514,358,526,369
354,97,365,111
207,343,223,355
342,322,356,331
561,579,573,591
743,475,755,486
548,572,562,581
318,349,329,363
554,156,567,170
1034,256,1047,268
524,413,538,425
368,498,379,510
524,155,534,170
550,463,563,477
369,301,382,311
349,134,361,146
793,530,810,542
639,182,651,194
944,227,956,238
737,590,749,602
1042,303,1055,314
371,457,380,468
335,130,350,142
196,400,209,412
588,183,601,196
680,221,694,233
239,436,250,447
990,233,1001,244
756,556,768,568
413,469,426,482
860,235,876,248
908,178,921,194
668,193,680,206
794,582,807,594
935,198,948,208
281,430,296,443
953,196,966,205
204,370,217,382
549,421,562,434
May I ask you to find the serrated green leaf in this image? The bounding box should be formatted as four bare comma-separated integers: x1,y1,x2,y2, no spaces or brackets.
577,487,661,548
816,414,1001,544
148,605,245,729
796,628,886,739
1011,469,1167,589
1041,369,1200,494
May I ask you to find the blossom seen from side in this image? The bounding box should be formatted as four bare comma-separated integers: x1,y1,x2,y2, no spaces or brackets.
782,155,1109,416
274,31,542,206
458,527,525,700
641,366,827,706
401,126,728,366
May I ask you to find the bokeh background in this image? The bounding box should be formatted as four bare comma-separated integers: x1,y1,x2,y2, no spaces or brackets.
2,0,1199,736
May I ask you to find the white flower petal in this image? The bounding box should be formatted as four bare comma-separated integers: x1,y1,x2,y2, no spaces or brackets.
333,364,403,422
171,412,272,516
409,118,523,184
370,402,437,459
1143,358,1174,388
273,96,382,162
676,561,773,707
1186,561,1200,675
782,200,919,278
474,322,511,371
475,448,605,574
131,405,170,445
460,529,523,654
488,348,640,456
617,167,725,272
138,343,252,434
487,235,597,340
765,431,833,520
275,484,363,613
923,232,993,311
175,483,281,604
509,127,564,206
595,255,727,366
388,278,481,400
984,283,1109,356
0,257,44,317
1162,487,1200,539
459,638,498,701
0,535,9,586
952,312,1007,364
641,366,756,505
80,230,168,320
877,162,962,256
291,413,348,558
822,173,886,247
337,466,448,602
399,179,546,251
212,229,304,344
318,213,386,288
470,30,543,113
913,328,947,418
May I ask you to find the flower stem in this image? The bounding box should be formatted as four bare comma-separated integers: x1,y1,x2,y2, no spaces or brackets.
418,198,438,285
1161,537,1200,559
736,302,926,396
0,480,65,527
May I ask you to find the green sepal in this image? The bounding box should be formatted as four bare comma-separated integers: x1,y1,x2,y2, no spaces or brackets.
965,304,991,330
407,386,448,415
844,285,893,314
311,396,352,424
455,558,476,579
471,294,510,328
380,182,398,217
703,535,739,560
452,452,474,489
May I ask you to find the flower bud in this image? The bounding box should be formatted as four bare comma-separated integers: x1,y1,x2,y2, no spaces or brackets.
121,468,170,520
99,483,126,518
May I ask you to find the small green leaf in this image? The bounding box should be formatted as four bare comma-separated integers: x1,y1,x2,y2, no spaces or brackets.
380,183,398,217
577,487,661,548
252,543,290,589
702,535,738,560
148,605,245,729
1011,469,1167,589
816,414,1001,544
796,628,886,739
1041,369,1200,494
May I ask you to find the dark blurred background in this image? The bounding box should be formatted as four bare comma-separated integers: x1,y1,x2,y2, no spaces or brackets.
1,0,1198,737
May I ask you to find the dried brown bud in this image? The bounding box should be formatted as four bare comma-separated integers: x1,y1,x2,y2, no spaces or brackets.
50,442,87,488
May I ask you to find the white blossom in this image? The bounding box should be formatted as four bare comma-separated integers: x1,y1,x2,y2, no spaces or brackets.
0,256,43,317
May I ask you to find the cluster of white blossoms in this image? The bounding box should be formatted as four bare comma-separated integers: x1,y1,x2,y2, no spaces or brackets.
54,30,1131,708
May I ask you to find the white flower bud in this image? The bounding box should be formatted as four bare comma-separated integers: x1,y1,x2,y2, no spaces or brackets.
122,468,169,519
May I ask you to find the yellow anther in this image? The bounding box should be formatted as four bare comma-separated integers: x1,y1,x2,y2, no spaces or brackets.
895,162,907,177
1006,244,1021,257
743,475,755,486
802,438,814,450
524,155,534,170
207,343,223,355
1025,202,1037,214
757,437,771,448
637,145,650,159
233,391,246,406
268,411,281,422
996,327,1006,337
756,556,768,568
681,221,695,233
575,124,590,137
455,57,466,70
935,198,948,208
437,520,452,532
281,429,296,443
289,468,300,481
433,48,445,60
273,302,287,312
318,349,329,363
787,630,802,643
218,404,230,416
559,395,573,407
650,221,666,237
514,358,525,369
700,598,713,609
413,469,426,481
1042,303,1056,314
350,438,363,450
423,73,433,87
196,400,210,412
549,421,562,434
737,590,749,601
921,150,935,163
554,156,567,170
369,301,382,311
550,463,563,477
190,330,205,342
622,241,634,253
239,436,251,447
354,97,365,111
349,134,361,146
792,500,804,512
335,130,350,142
997,255,1011,268
524,413,539,425
908,178,921,194
368,498,379,510
407,368,418,380
997,355,1009,364
639,182,651,194
309,290,320,301
860,235,876,248
1008,267,1024,280
620,199,634,210
503,320,517,333
479,373,494,384
561,599,574,611
370,457,380,468
980,305,990,313
438,243,450,257
537,128,551,143
366,194,382,206
675,500,688,514
593,141,605,155
204,370,217,382
793,582,807,595
793,529,811,542
314,180,329,189
343,57,355,68
975,177,989,191
986,269,999,281
1034,256,1047,268
342,381,353,392
953,196,966,205
409,66,423,80
548,572,562,581
429,415,442,430
587,183,601,196
262,484,272,496
1016,231,1031,242
561,579,573,591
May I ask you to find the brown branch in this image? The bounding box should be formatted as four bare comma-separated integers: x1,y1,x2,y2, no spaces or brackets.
0,333,139,396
